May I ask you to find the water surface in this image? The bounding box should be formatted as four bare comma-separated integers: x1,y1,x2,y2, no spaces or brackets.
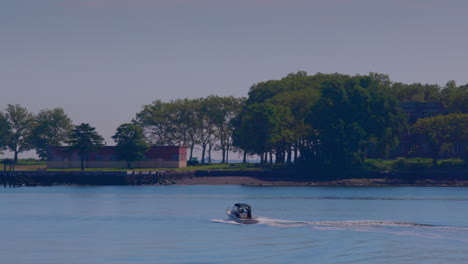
1,186,467,264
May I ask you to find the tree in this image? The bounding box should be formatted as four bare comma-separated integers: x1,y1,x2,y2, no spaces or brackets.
234,71,324,164
389,82,441,102
307,75,406,169
66,123,104,171
369,72,392,87
0,112,12,154
193,98,216,165
202,95,245,163
112,123,149,169
4,104,34,163
412,114,468,165
440,81,468,113
135,100,175,146
30,108,73,160
232,103,282,163
166,98,198,159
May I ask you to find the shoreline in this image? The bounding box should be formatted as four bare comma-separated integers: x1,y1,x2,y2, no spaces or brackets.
2,169,467,187
176,176,468,187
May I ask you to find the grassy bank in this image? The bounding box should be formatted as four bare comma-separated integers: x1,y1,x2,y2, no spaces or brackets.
365,158,466,171
4,158,466,172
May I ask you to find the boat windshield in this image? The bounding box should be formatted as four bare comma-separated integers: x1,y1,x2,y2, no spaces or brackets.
233,204,252,218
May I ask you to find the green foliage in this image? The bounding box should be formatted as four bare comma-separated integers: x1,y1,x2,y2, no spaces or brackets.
2,71,465,173
387,79,467,114
364,159,393,171
3,104,34,162
202,95,245,163
112,123,149,169
307,75,406,169
366,158,466,171
234,71,326,164
135,96,244,164
135,99,175,146
437,159,466,169
232,103,288,159
30,108,73,160
233,72,407,169
0,158,46,166
440,81,468,113
392,157,432,171
66,123,104,171
389,82,441,102
0,112,11,152
412,113,468,165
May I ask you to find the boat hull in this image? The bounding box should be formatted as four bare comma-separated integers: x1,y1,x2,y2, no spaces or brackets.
226,210,259,224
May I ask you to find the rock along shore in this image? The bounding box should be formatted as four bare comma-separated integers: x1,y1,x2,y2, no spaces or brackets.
1,169,467,187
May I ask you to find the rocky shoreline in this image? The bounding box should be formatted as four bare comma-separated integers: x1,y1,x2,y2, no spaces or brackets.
1,169,467,187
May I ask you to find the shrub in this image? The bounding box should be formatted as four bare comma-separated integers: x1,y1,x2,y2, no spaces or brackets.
391,157,432,171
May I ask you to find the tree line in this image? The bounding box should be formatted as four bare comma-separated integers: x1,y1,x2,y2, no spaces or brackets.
0,96,245,167
232,72,467,168
1,72,467,169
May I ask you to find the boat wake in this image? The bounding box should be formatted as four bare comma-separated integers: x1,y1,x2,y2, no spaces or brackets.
255,218,434,228
211,219,243,225
211,217,468,242
211,218,432,227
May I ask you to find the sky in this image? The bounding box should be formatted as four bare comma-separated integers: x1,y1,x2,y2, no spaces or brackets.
1,0,468,159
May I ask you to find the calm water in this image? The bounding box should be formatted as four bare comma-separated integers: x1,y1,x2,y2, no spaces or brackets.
1,185,468,264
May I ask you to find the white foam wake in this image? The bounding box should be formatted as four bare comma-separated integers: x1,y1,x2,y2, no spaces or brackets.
255,217,434,228
211,217,468,242
211,219,242,225
211,217,431,228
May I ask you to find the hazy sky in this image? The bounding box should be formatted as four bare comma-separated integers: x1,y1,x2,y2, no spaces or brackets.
1,0,468,158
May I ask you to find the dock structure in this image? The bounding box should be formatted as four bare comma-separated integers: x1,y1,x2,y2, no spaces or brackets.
2,159,22,187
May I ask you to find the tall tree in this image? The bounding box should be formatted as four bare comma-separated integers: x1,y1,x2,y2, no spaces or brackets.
235,71,321,164
232,103,282,163
307,75,406,169
66,123,104,171
4,104,34,163
30,108,73,160
135,100,175,145
167,98,198,159
193,98,216,164
203,95,245,163
112,123,149,169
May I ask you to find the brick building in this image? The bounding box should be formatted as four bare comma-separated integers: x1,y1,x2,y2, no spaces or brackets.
47,146,187,169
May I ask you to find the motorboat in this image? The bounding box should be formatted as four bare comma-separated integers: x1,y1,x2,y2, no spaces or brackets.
226,203,259,224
